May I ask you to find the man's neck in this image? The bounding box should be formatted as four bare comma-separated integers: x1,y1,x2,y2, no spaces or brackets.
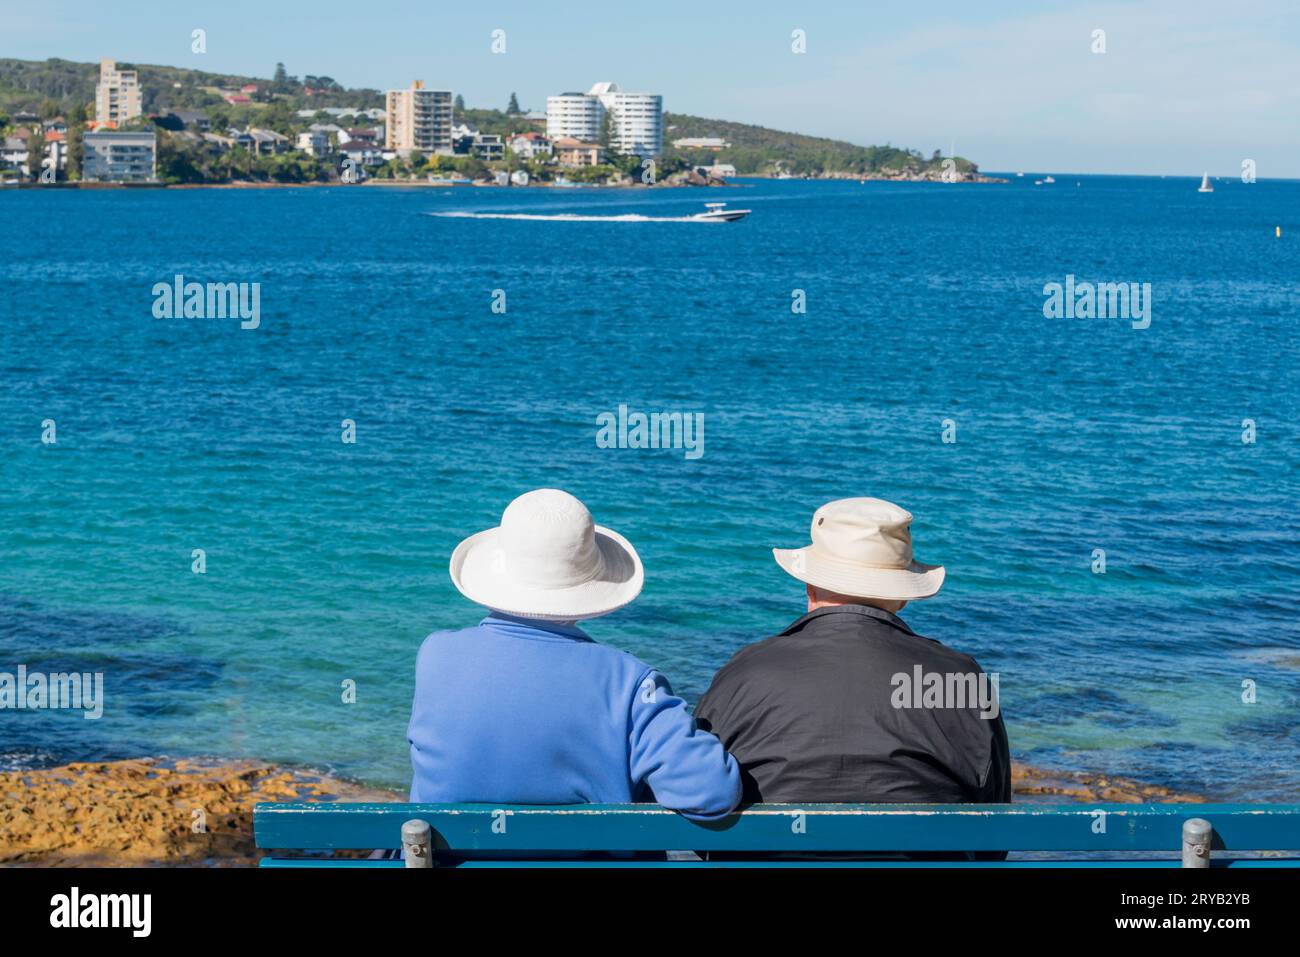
807,598,907,614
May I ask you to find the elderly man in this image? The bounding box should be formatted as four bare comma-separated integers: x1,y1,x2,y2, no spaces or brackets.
407,487,741,821
696,497,1010,807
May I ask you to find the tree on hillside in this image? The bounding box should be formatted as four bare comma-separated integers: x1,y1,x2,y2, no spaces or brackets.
506,92,520,114
260,100,295,131
24,127,47,180
304,75,341,91
66,122,84,180
597,111,618,155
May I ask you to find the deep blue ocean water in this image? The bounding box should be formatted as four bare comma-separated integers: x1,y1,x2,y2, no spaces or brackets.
1,175,1297,799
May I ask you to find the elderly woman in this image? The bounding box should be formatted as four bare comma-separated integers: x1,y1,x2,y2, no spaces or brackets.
407,488,740,821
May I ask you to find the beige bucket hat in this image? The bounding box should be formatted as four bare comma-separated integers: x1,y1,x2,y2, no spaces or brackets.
449,488,644,621
773,497,945,601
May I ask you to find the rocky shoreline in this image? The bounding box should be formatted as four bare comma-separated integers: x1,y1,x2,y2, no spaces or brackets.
0,757,1201,867
753,169,1007,184
0,758,396,867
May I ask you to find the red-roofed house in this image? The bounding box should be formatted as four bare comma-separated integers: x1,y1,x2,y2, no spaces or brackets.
508,131,552,160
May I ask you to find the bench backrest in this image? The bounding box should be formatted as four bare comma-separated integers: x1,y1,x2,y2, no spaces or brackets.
254,802,1300,857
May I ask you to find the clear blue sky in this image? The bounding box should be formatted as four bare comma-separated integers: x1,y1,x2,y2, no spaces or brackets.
5,0,1297,176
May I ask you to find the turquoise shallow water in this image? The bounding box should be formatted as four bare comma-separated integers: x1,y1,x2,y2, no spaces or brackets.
1,175,1297,799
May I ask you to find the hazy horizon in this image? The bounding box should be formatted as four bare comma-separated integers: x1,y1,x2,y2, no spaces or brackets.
4,0,1296,178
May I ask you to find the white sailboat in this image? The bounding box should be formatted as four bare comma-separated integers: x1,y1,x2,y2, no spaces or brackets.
1198,173,1214,193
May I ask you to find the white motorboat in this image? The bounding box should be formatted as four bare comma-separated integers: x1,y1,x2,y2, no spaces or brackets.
693,202,750,222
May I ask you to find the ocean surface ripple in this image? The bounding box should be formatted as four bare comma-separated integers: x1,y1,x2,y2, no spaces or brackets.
1,177,1297,799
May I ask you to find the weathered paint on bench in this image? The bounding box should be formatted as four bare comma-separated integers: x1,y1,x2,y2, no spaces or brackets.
253,802,1300,867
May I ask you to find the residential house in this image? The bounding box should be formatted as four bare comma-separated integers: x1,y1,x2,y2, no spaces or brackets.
508,131,552,160
0,137,31,176
295,129,333,156
470,133,504,162
40,130,67,175
673,137,730,150
337,139,384,167
43,117,69,135
43,139,67,177
451,124,476,155
309,122,345,139
165,110,212,132
202,132,237,154
552,137,604,167
233,128,290,156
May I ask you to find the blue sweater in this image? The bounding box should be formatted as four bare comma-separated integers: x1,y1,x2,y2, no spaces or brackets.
407,615,742,820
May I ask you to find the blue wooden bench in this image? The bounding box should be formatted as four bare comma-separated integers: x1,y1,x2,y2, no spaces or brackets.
254,803,1300,867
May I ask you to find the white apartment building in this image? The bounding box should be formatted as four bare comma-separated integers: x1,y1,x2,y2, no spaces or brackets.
590,82,662,158
83,131,156,182
94,59,143,127
546,92,605,142
546,83,663,158
385,80,453,154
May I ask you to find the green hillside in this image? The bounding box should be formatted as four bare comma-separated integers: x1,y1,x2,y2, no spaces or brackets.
0,57,381,119
0,57,986,182
662,113,976,177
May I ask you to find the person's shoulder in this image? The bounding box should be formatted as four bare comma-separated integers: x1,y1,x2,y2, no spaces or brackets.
416,623,483,656
708,628,793,685
543,630,657,680
906,627,989,673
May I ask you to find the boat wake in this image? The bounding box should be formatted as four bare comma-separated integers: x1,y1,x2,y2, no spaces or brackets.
429,211,713,223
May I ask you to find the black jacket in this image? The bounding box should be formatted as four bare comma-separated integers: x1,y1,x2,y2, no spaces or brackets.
695,604,1011,805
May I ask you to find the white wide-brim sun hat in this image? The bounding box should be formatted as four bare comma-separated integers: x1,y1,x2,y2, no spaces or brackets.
449,488,644,621
773,497,945,601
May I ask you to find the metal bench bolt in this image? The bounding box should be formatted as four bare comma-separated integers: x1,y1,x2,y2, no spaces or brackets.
402,819,432,868
1182,818,1212,869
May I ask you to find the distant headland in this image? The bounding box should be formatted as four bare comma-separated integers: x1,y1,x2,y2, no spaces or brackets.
0,56,997,187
